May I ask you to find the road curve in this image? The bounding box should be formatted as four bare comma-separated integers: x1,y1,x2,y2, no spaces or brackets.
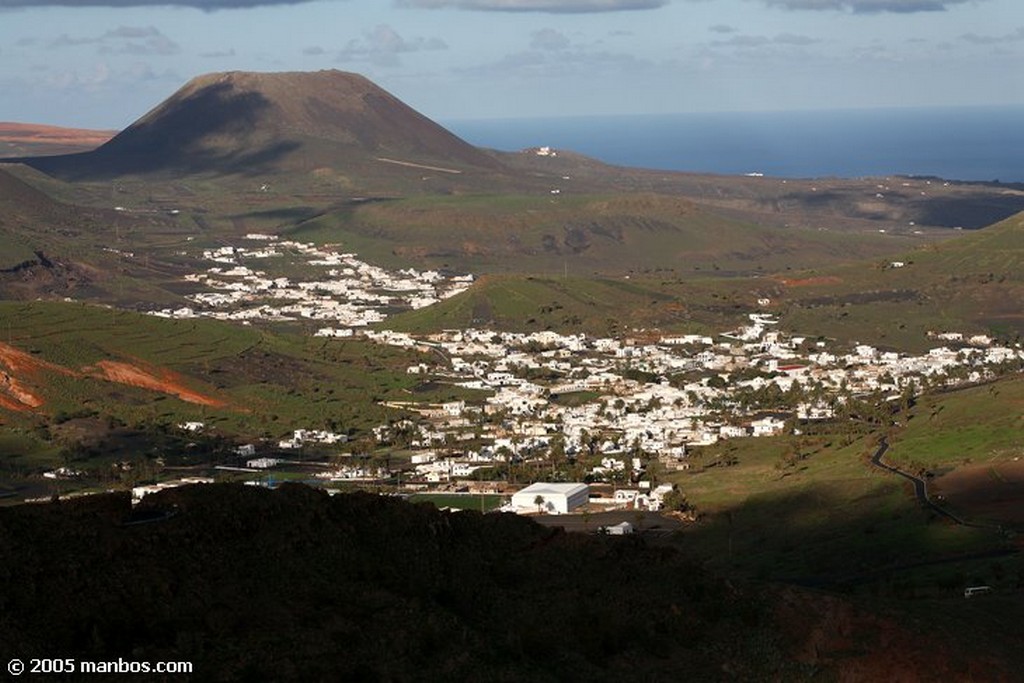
870,438,999,531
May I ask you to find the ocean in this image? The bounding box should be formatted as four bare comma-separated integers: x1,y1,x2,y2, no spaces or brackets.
444,106,1024,183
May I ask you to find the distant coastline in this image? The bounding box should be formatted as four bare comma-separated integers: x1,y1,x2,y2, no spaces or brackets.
445,105,1024,183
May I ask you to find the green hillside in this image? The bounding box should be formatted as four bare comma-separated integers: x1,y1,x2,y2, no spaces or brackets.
288,192,930,276
768,211,1024,349
388,275,678,335
891,376,1024,472
0,301,444,479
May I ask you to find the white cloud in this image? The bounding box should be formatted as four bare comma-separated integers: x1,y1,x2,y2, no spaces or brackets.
396,0,666,12
336,24,447,67
530,28,571,50
711,32,819,47
759,0,985,12
48,26,180,56
1,0,346,8
200,48,237,58
961,27,1024,45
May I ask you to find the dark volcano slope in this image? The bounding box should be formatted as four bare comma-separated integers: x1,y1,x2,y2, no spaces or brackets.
0,484,1014,682
19,70,500,180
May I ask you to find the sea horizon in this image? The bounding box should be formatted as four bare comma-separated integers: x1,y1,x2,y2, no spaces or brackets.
444,104,1024,183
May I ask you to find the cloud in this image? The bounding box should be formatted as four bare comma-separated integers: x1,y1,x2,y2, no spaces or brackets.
457,44,653,80
712,35,770,47
395,0,667,12
103,29,181,55
709,24,738,34
0,0,345,9
758,0,985,12
103,26,160,38
200,48,236,57
961,27,1024,45
49,25,181,55
50,34,101,48
773,32,819,45
711,32,819,47
530,28,571,50
336,24,447,67
43,62,112,88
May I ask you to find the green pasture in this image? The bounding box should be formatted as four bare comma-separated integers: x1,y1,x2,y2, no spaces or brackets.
888,377,1024,469
409,492,504,512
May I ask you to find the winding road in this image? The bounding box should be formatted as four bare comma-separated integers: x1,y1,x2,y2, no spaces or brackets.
869,437,1001,531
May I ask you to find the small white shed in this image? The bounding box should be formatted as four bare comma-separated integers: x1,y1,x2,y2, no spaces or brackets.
603,521,634,536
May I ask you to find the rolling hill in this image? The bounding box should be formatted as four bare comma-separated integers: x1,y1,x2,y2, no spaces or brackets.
0,164,190,301
0,122,114,158
287,191,936,276
768,209,1024,348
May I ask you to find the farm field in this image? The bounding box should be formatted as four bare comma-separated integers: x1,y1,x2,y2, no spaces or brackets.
407,492,504,512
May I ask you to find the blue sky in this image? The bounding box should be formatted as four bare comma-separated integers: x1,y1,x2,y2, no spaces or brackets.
0,0,1021,128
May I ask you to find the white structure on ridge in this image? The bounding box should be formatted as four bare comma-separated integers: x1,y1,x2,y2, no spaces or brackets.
511,482,589,515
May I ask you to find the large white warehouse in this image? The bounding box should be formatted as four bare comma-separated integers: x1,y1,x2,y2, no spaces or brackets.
511,482,589,515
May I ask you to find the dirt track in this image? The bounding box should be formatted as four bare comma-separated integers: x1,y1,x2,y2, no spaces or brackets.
779,276,843,287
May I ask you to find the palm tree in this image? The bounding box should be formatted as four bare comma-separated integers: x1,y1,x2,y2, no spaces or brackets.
534,494,545,514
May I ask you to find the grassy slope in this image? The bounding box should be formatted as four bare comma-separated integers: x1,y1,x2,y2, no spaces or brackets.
0,234,38,271
673,431,995,584
774,210,1024,349
388,275,694,335
0,301,448,469
287,192,928,276
889,376,1024,470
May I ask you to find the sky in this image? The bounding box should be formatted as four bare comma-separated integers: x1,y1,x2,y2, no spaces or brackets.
0,0,1022,129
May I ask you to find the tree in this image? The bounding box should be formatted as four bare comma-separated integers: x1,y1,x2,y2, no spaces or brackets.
534,494,545,514
548,434,566,477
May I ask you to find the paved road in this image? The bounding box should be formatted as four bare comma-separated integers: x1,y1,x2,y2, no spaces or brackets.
870,438,1000,531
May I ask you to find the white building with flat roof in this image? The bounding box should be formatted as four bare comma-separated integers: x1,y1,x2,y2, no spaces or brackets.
511,482,589,515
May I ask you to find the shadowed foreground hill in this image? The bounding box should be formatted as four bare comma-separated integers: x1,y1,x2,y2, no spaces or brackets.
0,484,1014,681
18,70,500,181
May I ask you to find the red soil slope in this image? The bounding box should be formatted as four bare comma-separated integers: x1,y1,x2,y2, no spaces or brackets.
85,360,227,408
0,341,226,411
